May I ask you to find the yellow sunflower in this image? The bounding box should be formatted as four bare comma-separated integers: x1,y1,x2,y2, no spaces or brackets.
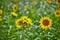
21,16,32,25
11,12,18,17
27,18,32,25
0,10,2,14
15,19,23,28
39,17,52,29
12,5,18,12
15,16,32,28
20,16,28,22
54,10,60,17
55,0,60,4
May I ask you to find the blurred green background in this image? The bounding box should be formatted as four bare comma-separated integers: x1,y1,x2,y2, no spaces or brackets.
0,0,60,40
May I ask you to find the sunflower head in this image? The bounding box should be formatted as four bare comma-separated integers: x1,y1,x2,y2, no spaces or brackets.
27,18,33,25
55,0,60,4
15,16,33,28
39,17,52,29
21,16,32,25
0,10,3,14
12,5,18,12
54,10,60,17
16,19,23,28
11,12,18,17
21,16,28,22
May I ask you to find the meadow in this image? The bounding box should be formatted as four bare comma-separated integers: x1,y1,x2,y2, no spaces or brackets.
0,0,60,40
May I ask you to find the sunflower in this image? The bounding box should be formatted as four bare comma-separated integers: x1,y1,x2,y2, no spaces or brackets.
21,16,32,25
16,19,23,28
54,10,60,17
55,0,60,4
11,12,18,17
15,16,32,28
27,18,32,25
39,17,52,29
12,5,18,12
21,16,28,23
0,10,2,14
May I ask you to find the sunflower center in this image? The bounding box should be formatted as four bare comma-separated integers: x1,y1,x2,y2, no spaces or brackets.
42,19,49,26
18,20,22,25
58,0,60,3
14,7,17,10
56,12,60,15
24,18,28,22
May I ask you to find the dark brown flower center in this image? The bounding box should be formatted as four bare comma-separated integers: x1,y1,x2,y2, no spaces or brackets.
56,12,59,15
14,6,17,10
42,19,49,26
58,0,60,3
24,18,28,22
18,20,22,25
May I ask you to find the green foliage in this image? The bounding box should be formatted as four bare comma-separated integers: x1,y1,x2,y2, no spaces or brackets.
0,0,60,40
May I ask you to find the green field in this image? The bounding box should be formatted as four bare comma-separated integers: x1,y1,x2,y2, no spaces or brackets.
0,0,60,40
